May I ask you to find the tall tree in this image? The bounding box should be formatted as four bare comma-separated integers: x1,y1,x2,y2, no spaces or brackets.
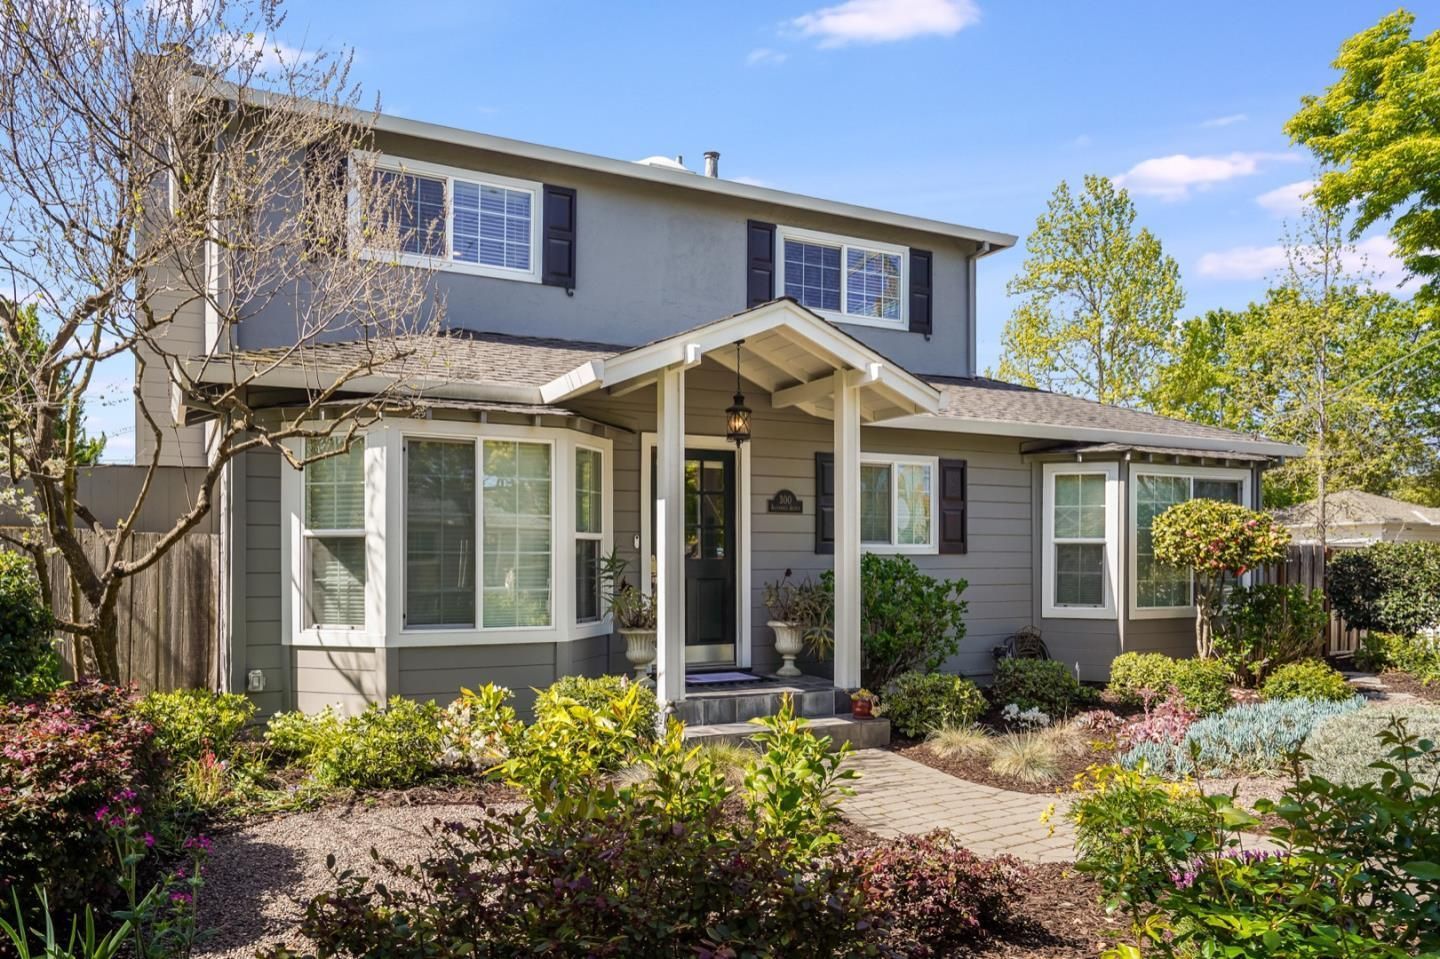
0,0,439,680
1287,9,1440,304
998,174,1184,406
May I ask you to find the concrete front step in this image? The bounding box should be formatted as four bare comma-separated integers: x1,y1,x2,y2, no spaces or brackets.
684,715,891,752
675,683,847,726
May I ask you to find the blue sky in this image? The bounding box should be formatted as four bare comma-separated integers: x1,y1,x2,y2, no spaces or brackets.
92,0,1426,461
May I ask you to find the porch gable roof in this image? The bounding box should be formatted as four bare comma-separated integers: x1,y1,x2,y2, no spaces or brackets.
539,298,943,422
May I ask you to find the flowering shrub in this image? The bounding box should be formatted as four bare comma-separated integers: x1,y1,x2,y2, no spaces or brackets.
0,682,165,923
1116,688,1199,751
136,688,256,762
438,683,521,770
850,830,1025,957
878,671,986,738
263,706,342,765
1000,702,1050,728
0,550,57,701
1150,499,1290,658
991,657,1094,716
1261,659,1352,702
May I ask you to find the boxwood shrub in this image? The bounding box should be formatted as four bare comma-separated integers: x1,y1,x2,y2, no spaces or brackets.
1260,659,1353,702
1107,652,1232,715
991,658,1093,717
880,672,986,738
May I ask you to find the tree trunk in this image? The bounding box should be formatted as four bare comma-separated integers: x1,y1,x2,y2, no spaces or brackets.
87,595,122,683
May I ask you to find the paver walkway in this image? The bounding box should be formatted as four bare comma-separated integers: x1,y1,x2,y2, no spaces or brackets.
842,748,1074,862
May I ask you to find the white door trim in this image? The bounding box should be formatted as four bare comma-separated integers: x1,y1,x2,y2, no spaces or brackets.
639,432,753,670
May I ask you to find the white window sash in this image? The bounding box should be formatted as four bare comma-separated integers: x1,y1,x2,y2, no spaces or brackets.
1041,462,1119,620
859,454,937,553
1129,465,1252,620
776,225,909,331
574,445,606,625
353,152,542,283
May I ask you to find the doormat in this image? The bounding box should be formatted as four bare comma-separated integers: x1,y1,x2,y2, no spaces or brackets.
685,671,763,686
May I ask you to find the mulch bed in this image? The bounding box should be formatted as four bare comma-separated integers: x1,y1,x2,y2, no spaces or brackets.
1374,669,1440,702
890,736,1106,795
951,864,1115,958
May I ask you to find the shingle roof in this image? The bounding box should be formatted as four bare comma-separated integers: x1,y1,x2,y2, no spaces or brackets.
1274,490,1440,528
924,375,1280,446
221,330,623,388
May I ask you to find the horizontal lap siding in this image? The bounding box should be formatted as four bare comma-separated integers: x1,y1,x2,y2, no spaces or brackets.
242,449,286,715
576,364,1035,680
294,646,379,715
398,639,608,715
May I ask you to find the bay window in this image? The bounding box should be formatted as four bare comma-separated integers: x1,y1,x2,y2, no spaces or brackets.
860,455,936,551
1042,463,1119,619
575,446,604,623
404,439,476,628
303,437,366,628
1132,468,1247,616
482,440,552,629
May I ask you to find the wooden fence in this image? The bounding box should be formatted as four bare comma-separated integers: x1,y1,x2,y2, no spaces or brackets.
1260,543,1365,658
2,528,220,692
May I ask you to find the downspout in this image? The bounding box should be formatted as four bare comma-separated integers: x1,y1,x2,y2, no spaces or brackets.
966,241,997,378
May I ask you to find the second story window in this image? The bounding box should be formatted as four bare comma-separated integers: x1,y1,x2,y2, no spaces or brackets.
777,226,907,329
362,156,541,282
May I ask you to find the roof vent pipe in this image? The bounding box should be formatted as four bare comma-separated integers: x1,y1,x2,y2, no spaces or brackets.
704,151,719,177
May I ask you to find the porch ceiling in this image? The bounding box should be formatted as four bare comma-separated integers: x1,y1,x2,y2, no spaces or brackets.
540,298,941,423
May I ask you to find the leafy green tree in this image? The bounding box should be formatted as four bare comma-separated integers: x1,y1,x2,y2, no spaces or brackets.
998,174,1184,406
1147,306,1254,430
1288,10,1440,304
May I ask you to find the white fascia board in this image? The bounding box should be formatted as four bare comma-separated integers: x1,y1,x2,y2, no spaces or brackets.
874,413,1306,458
539,360,603,404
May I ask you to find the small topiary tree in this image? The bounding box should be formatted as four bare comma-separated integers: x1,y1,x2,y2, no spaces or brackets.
1150,500,1289,660
0,550,57,700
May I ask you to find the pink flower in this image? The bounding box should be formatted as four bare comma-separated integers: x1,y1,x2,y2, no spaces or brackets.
143,833,155,848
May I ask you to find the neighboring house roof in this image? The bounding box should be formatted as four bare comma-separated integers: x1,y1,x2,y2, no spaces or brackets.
1274,490,1440,530
368,112,1018,251
184,323,1298,457
1038,442,1273,463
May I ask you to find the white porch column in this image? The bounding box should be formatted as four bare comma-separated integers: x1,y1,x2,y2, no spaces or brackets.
832,369,862,690
654,364,687,715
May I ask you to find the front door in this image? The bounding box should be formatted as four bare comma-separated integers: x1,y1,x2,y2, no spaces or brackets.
651,448,737,666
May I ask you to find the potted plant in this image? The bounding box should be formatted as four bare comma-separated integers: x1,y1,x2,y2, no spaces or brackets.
851,688,877,719
763,571,832,677
601,552,659,684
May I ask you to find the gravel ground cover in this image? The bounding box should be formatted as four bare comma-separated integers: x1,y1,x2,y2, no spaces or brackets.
195,786,523,958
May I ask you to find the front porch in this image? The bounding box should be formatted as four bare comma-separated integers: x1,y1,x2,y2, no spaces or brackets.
542,299,943,718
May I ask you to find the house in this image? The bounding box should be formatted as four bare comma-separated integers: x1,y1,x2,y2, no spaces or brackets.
1275,490,1440,548
142,115,1303,718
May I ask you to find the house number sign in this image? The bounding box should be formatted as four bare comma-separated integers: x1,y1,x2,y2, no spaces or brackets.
767,489,803,513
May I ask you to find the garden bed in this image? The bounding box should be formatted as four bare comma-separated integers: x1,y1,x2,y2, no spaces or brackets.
1369,668,1440,702
890,735,1109,796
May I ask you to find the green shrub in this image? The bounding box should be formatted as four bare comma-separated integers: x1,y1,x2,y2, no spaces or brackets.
1305,703,1440,786
1355,630,1440,682
312,697,445,789
535,674,658,741
136,688,256,762
0,550,57,701
1107,652,1179,705
1329,541,1440,635
439,683,522,770
1213,582,1329,686
1169,657,1233,715
822,554,967,690
878,672,986,738
743,695,857,860
1261,659,1352,702
991,658,1093,717
263,706,343,764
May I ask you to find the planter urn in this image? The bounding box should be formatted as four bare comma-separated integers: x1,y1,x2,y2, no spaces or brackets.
620,628,657,685
768,620,804,677
852,699,874,719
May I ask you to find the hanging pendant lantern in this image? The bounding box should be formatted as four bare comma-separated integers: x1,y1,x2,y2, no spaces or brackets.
725,340,752,447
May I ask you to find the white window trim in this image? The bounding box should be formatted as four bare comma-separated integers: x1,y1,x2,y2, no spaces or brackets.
859,453,939,555
1128,464,1252,621
775,224,909,331
1041,462,1121,620
281,420,612,649
639,433,752,670
352,152,543,283
574,442,607,626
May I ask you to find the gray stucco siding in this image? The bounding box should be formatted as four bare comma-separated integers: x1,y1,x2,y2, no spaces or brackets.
234,130,979,379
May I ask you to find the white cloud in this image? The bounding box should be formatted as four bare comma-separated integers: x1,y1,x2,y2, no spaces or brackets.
1255,179,1316,217
1200,113,1248,128
1067,134,1093,150
1113,151,1296,201
791,0,979,47
730,175,773,188
746,47,788,66
1197,234,1410,293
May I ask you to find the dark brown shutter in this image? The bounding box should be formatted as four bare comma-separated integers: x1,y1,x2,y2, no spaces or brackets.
938,458,968,554
747,220,776,307
909,248,933,335
815,451,835,554
542,185,577,288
